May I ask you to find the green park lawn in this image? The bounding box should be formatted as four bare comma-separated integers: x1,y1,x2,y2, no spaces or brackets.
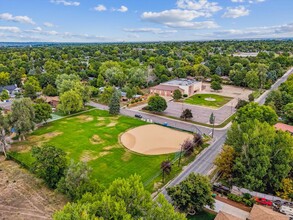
10,109,174,189
184,93,233,108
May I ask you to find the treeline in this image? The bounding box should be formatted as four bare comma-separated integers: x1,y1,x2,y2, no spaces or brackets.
215,102,293,200
0,40,292,99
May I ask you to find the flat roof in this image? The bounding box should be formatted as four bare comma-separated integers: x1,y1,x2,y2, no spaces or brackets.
162,78,199,86
150,85,184,92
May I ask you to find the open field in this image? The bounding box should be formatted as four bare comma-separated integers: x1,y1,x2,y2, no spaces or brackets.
184,94,233,108
10,109,179,188
121,124,193,155
0,156,66,220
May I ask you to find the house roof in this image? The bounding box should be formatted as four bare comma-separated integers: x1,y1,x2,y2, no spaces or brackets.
150,84,184,92
162,78,199,86
274,123,293,133
248,205,289,220
41,96,59,103
215,211,242,220
0,85,17,93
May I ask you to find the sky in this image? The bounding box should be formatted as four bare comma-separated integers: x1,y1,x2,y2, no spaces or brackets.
0,0,292,42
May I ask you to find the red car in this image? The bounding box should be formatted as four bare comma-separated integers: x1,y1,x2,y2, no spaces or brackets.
255,197,273,206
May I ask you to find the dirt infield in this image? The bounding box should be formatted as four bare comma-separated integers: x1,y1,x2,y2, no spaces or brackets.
120,124,193,155
0,156,66,220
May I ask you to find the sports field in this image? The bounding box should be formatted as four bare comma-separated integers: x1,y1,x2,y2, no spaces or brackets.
10,109,188,188
184,94,233,108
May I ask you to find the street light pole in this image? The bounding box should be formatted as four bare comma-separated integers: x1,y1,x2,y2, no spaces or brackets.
211,115,215,138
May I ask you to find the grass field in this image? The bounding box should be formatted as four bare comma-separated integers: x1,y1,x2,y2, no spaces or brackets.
184,93,232,108
187,211,216,220
10,109,177,189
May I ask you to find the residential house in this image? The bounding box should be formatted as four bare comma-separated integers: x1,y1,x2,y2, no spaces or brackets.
0,84,20,98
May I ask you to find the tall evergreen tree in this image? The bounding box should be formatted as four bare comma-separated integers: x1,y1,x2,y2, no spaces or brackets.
109,89,120,115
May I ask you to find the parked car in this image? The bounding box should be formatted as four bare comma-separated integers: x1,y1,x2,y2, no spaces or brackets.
255,197,273,206
280,205,293,219
213,183,230,195
134,114,142,119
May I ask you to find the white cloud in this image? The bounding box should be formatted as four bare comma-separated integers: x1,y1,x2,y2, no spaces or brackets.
141,0,220,30
116,6,128,12
223,6,250,18
43,22,54,27
50,0,80,6
176,0,222,16
94,5,107,12
231,0,265,3
0,26,21,33
123,28,177,34
141,9,218,29
208,23,293,39
0,13,35,25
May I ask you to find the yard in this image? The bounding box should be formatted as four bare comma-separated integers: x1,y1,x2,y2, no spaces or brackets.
184,94,233,108
9,109,177,190
187,211,216,220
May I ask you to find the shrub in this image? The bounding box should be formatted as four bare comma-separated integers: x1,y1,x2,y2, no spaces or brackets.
227,193,242,203
183,94,188,98
242,198,254,207
242,193,252,200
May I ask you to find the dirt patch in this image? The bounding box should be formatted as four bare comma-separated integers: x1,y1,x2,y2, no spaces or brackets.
121,151,132,161
80,150,112,162
103,145,119,151
80,150,99,162
77,115,94,122
120,124,193,155
28,132,63,143
106,121,117,127
89,135,103,144
0,156,66,220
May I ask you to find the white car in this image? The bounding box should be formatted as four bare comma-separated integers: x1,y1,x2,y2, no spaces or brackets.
280,205,293,219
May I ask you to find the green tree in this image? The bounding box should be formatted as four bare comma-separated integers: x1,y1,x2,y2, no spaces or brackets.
235,102,278,125
148,95,167,112
193,64,210,77
57,161,101,201
0,72,10,86
108,89,120,115
211,81,222,91
209,113,215,124
32,145,67,189
33,102,52,123
96,74,105,88
43,84,58,96
167,173,215,214
180,109,193,120
214,145,235,180
0,113,10,158
55,74,81,94
99,86,114,105
173,89,182,100
226,120,293,192
245,70,259,89
283,103,293,125
10,98,35,140
0,90,9,101
54,175,186,220
58,90,83,115
23,76,42,99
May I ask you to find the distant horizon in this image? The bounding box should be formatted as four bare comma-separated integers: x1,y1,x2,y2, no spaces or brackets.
0,0,292,42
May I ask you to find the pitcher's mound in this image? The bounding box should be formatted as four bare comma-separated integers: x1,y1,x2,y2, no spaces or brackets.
120,124,193,155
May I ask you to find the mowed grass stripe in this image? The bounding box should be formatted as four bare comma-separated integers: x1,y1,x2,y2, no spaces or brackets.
10,110,171,188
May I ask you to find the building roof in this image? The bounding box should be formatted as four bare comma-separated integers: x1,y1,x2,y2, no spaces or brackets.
150,84,184,92
249,205,289,220
274,123,293,133
41,96,59,103
215,211,242,220
0,85,18,93
162,78,199,87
